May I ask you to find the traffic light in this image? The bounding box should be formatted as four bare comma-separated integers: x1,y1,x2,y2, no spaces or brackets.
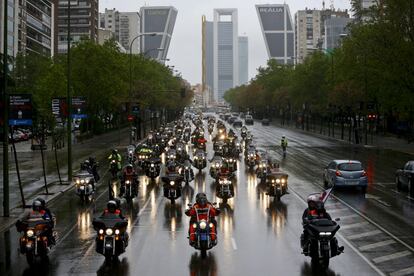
181,88,186,98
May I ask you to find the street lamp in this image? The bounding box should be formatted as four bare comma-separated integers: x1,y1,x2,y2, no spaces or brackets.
129,33,156,143
143,47,164,58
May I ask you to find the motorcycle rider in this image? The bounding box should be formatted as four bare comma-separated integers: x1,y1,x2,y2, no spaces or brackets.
80,160,96,191
120,164,138,196
101,200,128,245
88,156,100,182
301,194,343,254
281,136,288,153
108,149,122,171
185,193,220,246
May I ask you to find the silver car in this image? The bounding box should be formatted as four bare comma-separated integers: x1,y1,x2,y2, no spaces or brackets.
323,160,368,193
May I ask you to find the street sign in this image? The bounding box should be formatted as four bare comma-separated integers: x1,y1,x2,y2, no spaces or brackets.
132,106,140,115
72,97,88,119
9,94,33,126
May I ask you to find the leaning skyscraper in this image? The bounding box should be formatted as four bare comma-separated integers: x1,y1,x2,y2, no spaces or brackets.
256,4,294,64
140,6,178,61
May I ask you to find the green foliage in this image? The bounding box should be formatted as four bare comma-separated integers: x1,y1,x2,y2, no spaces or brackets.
225,0,414,122
8,40,190,132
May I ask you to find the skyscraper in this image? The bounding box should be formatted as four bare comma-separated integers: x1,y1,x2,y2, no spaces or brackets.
99,9,140,54
256,4,294,64
324,17,352,50
55,0,99,54
0,0,19,57
202,16,214,100
238,36,249,85
213,9,239,103
140,6,177,61
295,9,322,64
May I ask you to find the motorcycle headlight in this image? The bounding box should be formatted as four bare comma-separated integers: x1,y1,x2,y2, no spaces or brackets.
99,229,104,234
80,179,85,184
112,160,116,163
320,232,332,236
194,156,198,160
199,221,207,230
271,179,275,183
185,167,189,170
151,164,155,168
236,143,240,146
215,163,220,168
192,223,197,229
220,135,225,140
128,150,133,154
170,181,175,186
126,180,131,184
106,228,113,236
115,229,120,235
26,230,34,237
178,148,182,151
276,179,281,184
209,223,214,228
281,178,286,184
229,159,233,162
76,179,80,184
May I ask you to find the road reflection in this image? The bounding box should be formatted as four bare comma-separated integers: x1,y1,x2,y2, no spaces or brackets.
188,252,218,276
77,211,91,240
301,261,340,276
163,202,183,238
96,257,130,276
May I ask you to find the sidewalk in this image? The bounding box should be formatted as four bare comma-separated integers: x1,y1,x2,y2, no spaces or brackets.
0,127,130,221
270,118,414,155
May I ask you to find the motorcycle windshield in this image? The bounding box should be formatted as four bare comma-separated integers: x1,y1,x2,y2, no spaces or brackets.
93,215,128,230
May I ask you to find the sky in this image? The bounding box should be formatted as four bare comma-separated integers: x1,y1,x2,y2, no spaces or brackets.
100,0,351,85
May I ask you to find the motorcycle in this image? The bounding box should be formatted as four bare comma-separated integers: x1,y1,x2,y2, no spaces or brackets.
16,216,55,266
216,178,234,203
127,145,136,164
93,215,129,262
224,157,237,173
162,174,184,204
265,173,288,201
109,159,120,179
302,218,342,269
74,171,95,203
245,150,257,170
213,141,225,156
193,150,207,171
256,161,269,182
187,203,218,258
136,152,151,169
145,158,161,180
166,149,177,163
121,175,139,203
183,131,191,143
209,157,223,179
208,125,214,135
241,129,247,140
180,162,195,185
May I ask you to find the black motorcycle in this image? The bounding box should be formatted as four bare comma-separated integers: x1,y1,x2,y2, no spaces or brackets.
145,158,161,180
245,150,257,170
16,217,55,266
209,157,223,179
162,174,184,204
193,150,207,171
302,218,342,269
224,157,237,173
74,171,95,203
109,159,120,179
180,162,195,185
216,178,234,203
265,173,288,201
256,161,269,182
120,175,139,203
93,214,129,262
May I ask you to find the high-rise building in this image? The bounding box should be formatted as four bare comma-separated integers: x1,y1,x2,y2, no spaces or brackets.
202,16,214,102
361,0,376,9
213,9,239,103
0,0,19,57
295,8,349,63
295,9,322,64
238,36,248,85
324,17,352,50
99,9,140,54
140,6,177,61
256,4,294,64
55,0,99,54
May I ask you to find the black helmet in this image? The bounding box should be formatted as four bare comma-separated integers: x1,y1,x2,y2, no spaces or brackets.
107,200,117,213
112,149,118,155
32,200,42,212
195,193,207,206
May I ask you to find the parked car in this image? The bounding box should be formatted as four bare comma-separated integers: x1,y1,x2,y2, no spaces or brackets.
323,160,368,193
245,115,254,125
233,120,243,128
262,118,270,126
395,161,414,197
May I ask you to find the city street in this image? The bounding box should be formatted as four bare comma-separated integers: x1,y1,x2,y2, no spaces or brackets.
1,118,413,276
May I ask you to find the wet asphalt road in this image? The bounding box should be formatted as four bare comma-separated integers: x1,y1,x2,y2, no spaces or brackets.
1,117,414,276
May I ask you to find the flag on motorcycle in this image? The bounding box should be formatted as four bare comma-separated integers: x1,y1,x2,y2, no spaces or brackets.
320,187,333,203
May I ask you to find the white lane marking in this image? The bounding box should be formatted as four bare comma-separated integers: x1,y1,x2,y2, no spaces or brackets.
359,240,396,251
327,208,349,213
339,214,359,220
289,187,386,276
341,222,370,230
390,266,414,276
347,230,382,240
231,237,238,250
373,251,412,264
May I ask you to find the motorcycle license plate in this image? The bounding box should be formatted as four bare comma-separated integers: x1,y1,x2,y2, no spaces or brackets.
200,233,208,241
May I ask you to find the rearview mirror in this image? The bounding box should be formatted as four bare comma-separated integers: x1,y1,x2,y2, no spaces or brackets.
213,202,217,206
187,203,192,208
335,218,341,222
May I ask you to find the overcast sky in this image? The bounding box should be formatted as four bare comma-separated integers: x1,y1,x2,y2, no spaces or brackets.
100,0,351,85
